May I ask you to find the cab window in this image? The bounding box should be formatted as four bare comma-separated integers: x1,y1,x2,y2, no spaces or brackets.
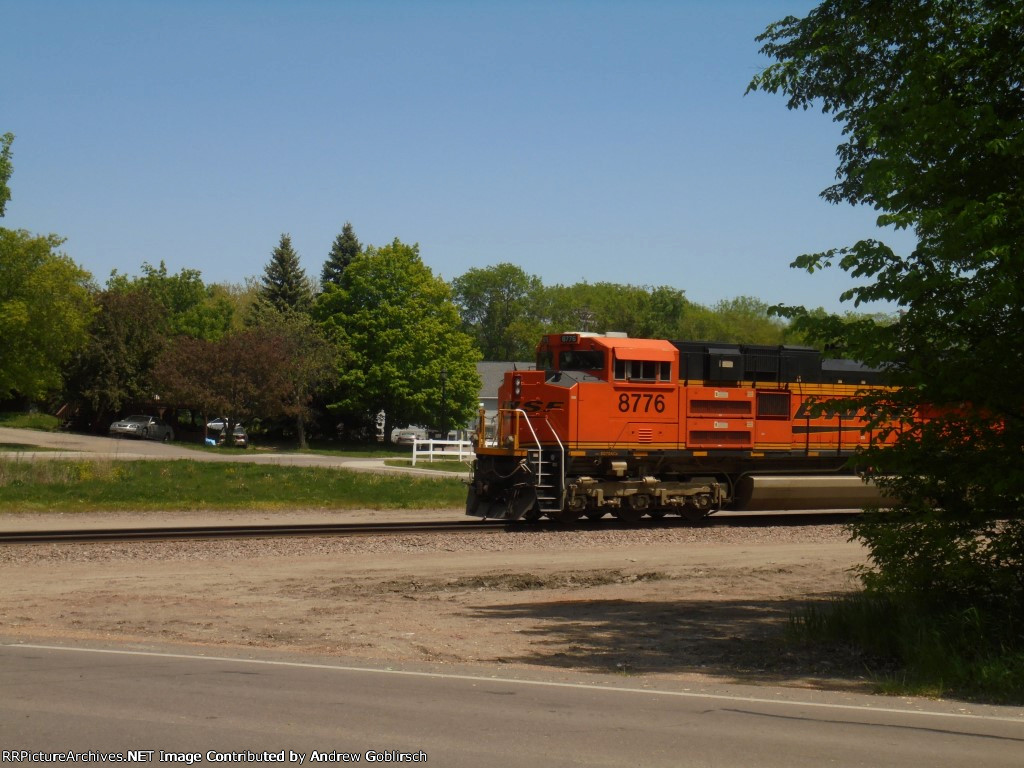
536,347,554,371
614,359,671,381
559,350,605,371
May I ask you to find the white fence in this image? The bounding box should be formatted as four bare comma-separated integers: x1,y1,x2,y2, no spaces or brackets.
411,438,474,466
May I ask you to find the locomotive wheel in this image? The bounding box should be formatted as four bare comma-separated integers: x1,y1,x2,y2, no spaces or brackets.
585,510,606,521
679,508,710,524
549,508,583,523
614,507,644,523
617,493,651,523
647,509,667,519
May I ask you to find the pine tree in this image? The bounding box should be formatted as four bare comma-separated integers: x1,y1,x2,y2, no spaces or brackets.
321,222,362,288
259,233,312,315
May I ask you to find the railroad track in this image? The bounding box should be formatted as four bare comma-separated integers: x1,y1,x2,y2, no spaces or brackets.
0,520,507,544
0,511,858,544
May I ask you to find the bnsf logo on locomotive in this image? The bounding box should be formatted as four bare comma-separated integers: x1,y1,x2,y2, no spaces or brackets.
793,402,861,420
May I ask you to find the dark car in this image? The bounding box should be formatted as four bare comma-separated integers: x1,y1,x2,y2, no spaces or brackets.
109,415,174,442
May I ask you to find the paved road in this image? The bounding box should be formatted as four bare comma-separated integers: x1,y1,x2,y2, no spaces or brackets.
3,643,1022,768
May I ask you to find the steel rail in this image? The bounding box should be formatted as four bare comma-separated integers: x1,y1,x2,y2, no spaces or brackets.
0,511,858,545
0,520,507,544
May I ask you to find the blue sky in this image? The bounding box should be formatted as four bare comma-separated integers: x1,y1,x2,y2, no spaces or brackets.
2,0,915,314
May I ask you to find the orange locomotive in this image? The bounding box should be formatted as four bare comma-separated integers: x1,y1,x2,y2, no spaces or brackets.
466,332,894,521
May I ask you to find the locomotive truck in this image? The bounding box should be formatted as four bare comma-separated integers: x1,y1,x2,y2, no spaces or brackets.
466,332,894,522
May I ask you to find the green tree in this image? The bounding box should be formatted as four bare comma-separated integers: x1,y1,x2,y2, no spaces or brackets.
63,287,169,424
107,262,234,340
258,234,313,316
322,222,362,289
678,296,791,345
750,0,1024,676
314,239,480,442
251,308,339,449
0,229,94,400
539,282,692,340
452,263,544,361
0,133,13,218
208,280,257,333
152,328,295,443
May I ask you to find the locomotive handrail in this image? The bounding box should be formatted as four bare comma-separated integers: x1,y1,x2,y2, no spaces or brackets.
512,408,542,454
475,407,498,450
494,408,548,491
482,407,529,452
542,416,567,510
507,409,566,509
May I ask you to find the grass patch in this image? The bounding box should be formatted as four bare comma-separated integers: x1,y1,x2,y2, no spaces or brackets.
790,593,1024,704
0,412,60,431
0,458,466,513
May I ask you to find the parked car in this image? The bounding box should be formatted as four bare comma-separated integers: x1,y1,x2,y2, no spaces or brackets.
217,424,248,448
393,430,419,445
108,415,174,442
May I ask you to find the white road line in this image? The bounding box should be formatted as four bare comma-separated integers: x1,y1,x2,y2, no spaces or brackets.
8,643,1023,725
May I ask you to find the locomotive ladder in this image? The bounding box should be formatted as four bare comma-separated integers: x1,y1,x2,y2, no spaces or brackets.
526,447,564,513
520,414,565,514
504,409,567,515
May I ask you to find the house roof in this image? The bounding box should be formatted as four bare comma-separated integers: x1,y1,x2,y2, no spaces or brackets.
476,361,534,401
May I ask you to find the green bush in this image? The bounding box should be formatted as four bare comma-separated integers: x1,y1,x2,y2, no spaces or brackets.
791,592,1024,703
0,411,60,431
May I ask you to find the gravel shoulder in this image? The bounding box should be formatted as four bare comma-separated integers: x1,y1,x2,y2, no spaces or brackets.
0,513,871,691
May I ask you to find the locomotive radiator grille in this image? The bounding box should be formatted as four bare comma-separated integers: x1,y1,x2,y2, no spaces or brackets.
689,399,751,416
688,430,751,446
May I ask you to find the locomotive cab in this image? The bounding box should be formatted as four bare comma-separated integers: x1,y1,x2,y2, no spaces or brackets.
536,333,611,379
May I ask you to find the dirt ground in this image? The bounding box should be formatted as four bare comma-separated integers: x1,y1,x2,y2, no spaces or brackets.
0,511,873,690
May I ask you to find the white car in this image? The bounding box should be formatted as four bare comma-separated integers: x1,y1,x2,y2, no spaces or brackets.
109,415,174,442
394,430,419,445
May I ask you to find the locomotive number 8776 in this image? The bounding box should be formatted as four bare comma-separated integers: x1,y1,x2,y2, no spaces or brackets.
466,332,895,522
